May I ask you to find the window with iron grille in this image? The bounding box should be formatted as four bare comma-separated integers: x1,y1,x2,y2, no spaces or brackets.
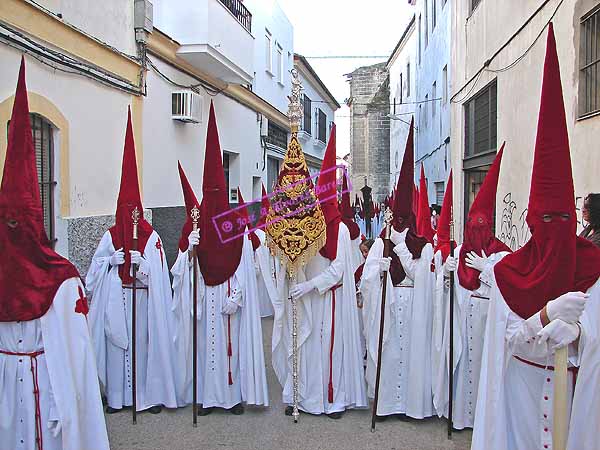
303,94,312,134
464,80,497,157
32,114,55,244
317,109,327,143
267,156,280,193
435,181,445,205
7,114,56,244
266,121,288,149
579,5,600,118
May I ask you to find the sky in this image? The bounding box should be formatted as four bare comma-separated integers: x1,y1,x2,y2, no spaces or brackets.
278,0,413,157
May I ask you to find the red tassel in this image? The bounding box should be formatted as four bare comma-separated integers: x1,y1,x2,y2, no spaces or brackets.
328,383,334,404
228,371,233,386
227,341,232,357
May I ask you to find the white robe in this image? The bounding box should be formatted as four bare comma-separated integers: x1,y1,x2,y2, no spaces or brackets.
87,230,179,410
254,229,277,318
432,245,509,429
471,269,600,450
272,223,367,414
360,238,435,418
171,237,269,408
0,277,110,450
568,283,600,450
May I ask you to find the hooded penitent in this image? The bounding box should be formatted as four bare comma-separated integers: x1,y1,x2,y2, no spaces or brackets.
434,171,453,263
317,124,342,260
457,144,511,291
0,57,80,322
383,118,429,285
417,164,435,243
237,187,261,251
177,161,201,252
494,23,600,319
109,107,153,285
340,172,361,240
197,102,243,286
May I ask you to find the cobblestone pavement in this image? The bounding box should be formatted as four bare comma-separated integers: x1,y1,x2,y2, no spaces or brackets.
106,317,472,450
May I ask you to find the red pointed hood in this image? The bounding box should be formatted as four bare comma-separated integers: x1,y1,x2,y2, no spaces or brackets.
109,107,153,284
495,24,600,318
0,57,79,321
340,172,360,240
434,171,453,262
256,183,271,228
384,118,428,285
417,164,435,243
197,101,243,285
318,124,342,260
458,143,511,290
177,161,201,252
237,187,260,251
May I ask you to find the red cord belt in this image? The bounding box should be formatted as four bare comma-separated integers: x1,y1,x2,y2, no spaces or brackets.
513,355,578,391
0,349,45,450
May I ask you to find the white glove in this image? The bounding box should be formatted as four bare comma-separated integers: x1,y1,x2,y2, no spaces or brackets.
47,420,62,438
290,280,315,300
109,248,125,266
465,250,487,272
187,230,200,252
537,319,581,350
379,257,392,273
129,250,144,266
443,256,457,275
390,227,408,246
222,288,242,315
546,292,589,323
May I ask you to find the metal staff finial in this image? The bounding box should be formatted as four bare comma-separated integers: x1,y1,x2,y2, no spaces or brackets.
191,206,200,231
132,206,140,239
287,69,303,131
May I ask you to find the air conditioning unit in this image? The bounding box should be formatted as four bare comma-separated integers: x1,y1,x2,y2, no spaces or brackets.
260,115,269,137
172,91,202,123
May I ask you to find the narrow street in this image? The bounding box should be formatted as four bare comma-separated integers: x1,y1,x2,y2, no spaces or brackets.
106,318,472,450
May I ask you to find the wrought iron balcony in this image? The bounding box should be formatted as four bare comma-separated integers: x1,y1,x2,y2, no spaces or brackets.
218,0,252,33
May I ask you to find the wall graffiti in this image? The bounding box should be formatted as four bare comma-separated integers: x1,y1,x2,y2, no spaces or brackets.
499,193,585,250
499,193,531,250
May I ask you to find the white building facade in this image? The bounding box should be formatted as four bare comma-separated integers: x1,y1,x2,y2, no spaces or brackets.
387,15,418,192
414,0,452,209
450,0,600,245
0,0,333,272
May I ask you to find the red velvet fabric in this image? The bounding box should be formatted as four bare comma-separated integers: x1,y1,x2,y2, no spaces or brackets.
434,171,454,263
0,57,79,322
318,124,342,261
495,24,600,318
458,144,511,291
109,107,153,285
381,118,428,285
417,164,435,243
177,162,201,253
339,172,360,240
197,102,243,286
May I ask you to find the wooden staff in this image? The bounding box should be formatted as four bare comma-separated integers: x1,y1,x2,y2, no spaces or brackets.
447,206,455,439
371,207,393,432
190,205,200,427
553,346,568,450
131,206,140,425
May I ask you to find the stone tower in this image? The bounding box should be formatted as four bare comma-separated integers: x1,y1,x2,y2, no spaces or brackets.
347,63,390,203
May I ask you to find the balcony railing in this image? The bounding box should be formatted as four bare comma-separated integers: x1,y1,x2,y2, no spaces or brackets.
218,0,252,33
